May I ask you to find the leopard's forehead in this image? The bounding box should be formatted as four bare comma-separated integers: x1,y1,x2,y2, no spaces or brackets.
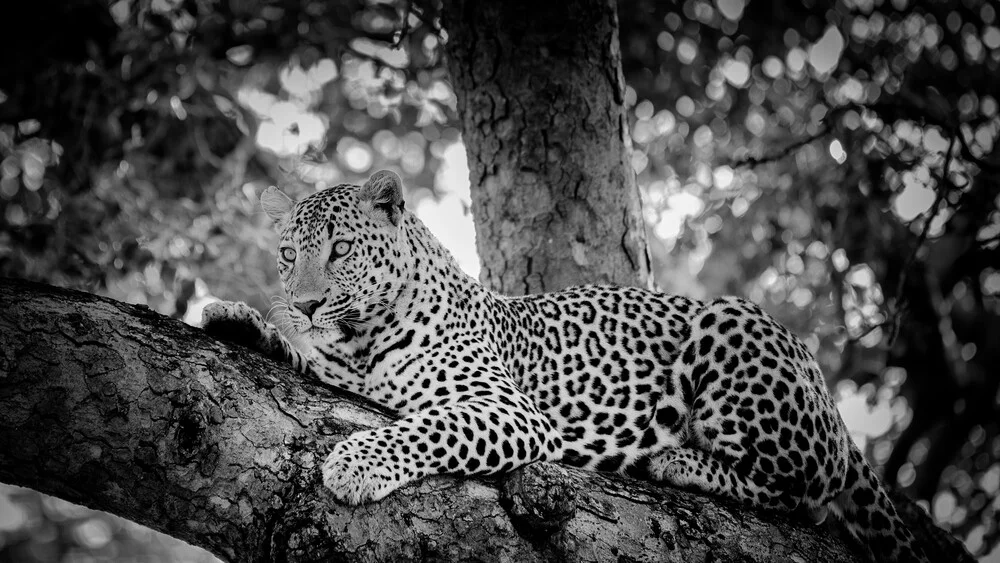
285,183,366,247
292,183,360,224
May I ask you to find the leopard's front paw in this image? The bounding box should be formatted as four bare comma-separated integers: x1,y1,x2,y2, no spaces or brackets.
202,300,269,350
647,448,698,486
322,439,406,505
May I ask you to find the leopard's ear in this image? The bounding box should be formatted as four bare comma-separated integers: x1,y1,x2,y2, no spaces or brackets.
261,186,294,228
358,170,404,226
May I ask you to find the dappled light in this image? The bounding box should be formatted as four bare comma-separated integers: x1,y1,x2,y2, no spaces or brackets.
0,485,216,562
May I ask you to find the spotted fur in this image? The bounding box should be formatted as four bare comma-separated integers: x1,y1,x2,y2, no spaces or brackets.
203,170,928,562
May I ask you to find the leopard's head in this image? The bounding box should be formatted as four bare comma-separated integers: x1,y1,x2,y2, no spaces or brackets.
261,169,410,339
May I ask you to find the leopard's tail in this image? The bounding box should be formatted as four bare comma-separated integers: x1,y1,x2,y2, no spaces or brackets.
829,446,929,563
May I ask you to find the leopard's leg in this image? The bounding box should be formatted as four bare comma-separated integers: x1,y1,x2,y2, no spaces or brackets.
322,389,564,505
646,298,842,515
202,301,363,392
203,301,313,369
648,446,797,510
646,394,820,513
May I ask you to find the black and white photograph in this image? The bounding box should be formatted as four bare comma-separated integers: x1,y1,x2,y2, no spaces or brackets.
0,0,997,561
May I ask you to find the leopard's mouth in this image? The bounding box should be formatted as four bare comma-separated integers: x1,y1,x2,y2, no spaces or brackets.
300,324,354,344
296,308,361,341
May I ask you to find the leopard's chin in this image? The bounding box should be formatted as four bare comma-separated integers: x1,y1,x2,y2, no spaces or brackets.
301,324,354,343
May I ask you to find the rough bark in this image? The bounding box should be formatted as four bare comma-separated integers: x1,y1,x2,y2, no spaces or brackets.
0,277,865,562
441,0,652,295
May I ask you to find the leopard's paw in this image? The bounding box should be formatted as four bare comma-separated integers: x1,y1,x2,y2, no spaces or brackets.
647,448,703,487
201,300,269,350
322,439,404,505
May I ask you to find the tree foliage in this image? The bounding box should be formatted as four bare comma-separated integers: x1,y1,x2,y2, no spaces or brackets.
0,0,998,560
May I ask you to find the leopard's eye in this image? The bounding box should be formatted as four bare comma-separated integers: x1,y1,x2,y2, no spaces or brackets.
331,240,352,259
280,247,297,262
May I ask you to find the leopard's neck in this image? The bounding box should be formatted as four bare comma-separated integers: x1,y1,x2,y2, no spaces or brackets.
345,214,496,353
397,212,493,315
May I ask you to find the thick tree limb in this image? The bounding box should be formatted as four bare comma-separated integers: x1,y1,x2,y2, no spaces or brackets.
0,278,862,562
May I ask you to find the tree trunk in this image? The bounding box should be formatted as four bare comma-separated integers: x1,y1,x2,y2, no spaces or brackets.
0,278,864,562
441,0,652,295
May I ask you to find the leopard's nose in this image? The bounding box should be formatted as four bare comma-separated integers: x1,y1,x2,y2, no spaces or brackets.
293,298,325,318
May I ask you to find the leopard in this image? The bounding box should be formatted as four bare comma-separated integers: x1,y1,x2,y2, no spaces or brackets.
202,169,930,562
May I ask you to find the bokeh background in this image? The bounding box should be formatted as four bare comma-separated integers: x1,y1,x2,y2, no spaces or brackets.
0,0,998,561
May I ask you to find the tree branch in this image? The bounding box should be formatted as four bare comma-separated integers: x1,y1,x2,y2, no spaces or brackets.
733,125,831,169
0,278,864,562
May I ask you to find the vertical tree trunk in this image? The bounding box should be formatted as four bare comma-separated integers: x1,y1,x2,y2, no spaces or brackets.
441,0,652,295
